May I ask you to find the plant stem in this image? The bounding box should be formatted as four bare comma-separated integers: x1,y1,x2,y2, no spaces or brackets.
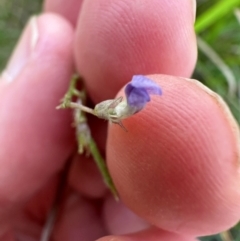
89,138,119,200
220,230,233,241
69,102,96,116
60,74,119,200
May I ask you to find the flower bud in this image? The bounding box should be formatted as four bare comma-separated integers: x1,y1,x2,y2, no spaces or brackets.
94,75,162,129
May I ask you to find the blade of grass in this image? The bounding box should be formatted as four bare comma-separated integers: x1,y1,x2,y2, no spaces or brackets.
197,36,237,97
195,0,240,33
220,231,234,241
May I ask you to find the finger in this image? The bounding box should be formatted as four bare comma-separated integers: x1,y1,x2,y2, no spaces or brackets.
103,195,149,235
0,232,14,241
96,228,198,241
10,177,59,241
44,0,84,26
74,0,197,102
0,13,74,222
68,154,107,199
23,176,59,224
107,75,240,236
52,194,106,241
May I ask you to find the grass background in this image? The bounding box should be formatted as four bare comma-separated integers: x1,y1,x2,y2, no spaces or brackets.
0,0,239,240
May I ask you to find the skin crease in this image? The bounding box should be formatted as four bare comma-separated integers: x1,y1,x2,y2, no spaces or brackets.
0,0,239,240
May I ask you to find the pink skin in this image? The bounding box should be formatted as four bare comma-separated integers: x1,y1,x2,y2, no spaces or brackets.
44,0,84,26
108,75,240,235
73,0,197,101
96,228,198,241
0,0,238,240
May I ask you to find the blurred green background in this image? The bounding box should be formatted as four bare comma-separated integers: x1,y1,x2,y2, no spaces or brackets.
0,0,239,240
0,0,42,70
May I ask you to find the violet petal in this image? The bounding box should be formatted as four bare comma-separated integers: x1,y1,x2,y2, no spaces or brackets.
125,75,162,109
125,86,150,108
131,75,162,95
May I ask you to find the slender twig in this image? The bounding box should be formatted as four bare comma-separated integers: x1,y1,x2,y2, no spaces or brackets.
40,155,73,241
68,102,96,116
233,8,240,105
89,138,119,201
58,74,119,199
73,99,91,155
73,97,118,199
220,230,233,241
234,8,240,23
197,36,237,97
64,74,79,100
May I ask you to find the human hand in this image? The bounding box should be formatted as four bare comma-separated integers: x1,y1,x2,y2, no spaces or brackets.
0,0,239,240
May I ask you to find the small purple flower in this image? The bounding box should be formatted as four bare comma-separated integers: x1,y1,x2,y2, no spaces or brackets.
94,75,162,130
125,75,162,112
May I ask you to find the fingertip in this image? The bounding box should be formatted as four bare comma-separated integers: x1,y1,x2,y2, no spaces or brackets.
75,0,197,102
107,74,240,235
44,0,84,26
36,13,74,60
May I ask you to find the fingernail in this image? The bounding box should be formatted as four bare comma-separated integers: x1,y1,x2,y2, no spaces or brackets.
191,0,197,23
1,16,39,83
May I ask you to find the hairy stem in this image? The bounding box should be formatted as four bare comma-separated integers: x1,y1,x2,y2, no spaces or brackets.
89,138,119,200
69,102,96,116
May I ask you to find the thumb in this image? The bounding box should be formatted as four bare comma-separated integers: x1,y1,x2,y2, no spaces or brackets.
0,13,74,228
